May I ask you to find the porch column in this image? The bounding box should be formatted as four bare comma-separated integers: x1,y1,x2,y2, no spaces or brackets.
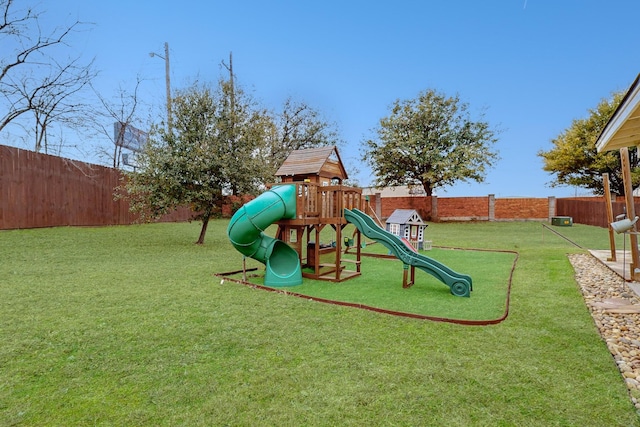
620,147,640,279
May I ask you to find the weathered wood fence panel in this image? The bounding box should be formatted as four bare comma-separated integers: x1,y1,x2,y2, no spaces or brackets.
556,197,632,228
1,145,192,229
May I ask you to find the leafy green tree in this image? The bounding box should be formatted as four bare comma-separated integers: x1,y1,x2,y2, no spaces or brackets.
120,80,268,244
258,97,342,183
538,91,640,196
361,89,500,196
214,79,272,196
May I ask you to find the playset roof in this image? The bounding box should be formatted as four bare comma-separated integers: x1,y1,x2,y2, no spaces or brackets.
275,146,348,180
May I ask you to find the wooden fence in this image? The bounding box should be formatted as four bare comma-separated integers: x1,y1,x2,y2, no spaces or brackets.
556,197,633,228
1,145,191,229
2,144,631,230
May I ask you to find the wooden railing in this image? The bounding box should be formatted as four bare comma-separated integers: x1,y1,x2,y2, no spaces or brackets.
289,182,363,220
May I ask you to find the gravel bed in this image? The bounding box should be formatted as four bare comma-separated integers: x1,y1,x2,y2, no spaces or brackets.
569,253,640,410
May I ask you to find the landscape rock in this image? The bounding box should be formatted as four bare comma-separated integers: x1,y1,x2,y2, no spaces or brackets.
570,253,640,411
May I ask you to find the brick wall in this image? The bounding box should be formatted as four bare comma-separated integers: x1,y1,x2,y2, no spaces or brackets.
368,192,554,222
222,194,255,217
436,197,490,221
495,197,549,220
380,197,432,220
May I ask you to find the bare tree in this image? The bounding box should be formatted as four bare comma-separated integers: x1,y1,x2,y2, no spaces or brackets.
91,77,145,168
31,57,96,153
0,0,96,153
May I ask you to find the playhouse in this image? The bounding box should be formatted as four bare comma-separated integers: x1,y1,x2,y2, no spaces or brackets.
385,209,428,250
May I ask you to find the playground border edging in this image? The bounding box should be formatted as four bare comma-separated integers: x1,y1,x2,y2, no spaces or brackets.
215,246,518,326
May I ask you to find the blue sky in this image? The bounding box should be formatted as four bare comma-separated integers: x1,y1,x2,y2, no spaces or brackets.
14,0,640,197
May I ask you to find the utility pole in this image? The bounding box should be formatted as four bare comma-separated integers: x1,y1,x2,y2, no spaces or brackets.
164,42,172,132
222,51,234,111
149,42,172,132
221,51,237,193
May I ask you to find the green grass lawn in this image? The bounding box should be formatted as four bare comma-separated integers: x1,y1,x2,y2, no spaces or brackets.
1,220,639,426
234,241,516,322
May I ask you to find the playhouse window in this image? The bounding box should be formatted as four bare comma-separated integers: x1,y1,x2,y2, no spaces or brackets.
389,223,400,236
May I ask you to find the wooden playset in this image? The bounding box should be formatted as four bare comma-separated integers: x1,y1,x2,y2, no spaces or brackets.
227,145,472,296
270,146,372,282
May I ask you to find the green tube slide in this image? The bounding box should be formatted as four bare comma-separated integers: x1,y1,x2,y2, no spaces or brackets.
227,184,302,287
344,208,472,297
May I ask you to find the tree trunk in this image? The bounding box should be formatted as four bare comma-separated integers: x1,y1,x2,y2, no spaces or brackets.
422,182,433,197
196,216,210,245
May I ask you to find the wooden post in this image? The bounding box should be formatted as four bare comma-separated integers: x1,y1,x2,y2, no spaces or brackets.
402,266,408,287
356,227,362,273
603,173,616,262
242,256,247,282
620,148,640,279
313,226,321,276
335,223,342,282
403,265,415,288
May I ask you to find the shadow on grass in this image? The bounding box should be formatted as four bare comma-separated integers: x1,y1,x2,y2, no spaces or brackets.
217,246,518,325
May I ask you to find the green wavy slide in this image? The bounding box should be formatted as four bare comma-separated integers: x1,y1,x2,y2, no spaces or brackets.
344,208,473,297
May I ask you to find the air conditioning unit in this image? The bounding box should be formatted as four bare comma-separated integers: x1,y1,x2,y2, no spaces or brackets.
551,216,573,227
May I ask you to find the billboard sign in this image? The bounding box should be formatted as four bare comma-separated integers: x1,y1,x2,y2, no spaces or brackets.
121,153,138,168
114,122,148,153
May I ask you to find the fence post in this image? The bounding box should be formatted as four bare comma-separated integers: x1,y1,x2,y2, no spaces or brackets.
488,194,495,221
548,196,556,221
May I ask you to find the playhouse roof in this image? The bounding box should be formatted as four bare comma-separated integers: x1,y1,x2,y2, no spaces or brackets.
386,209,425,225
275,146,348,180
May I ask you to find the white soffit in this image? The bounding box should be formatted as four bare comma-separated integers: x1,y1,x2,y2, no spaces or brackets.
596,73,640,153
